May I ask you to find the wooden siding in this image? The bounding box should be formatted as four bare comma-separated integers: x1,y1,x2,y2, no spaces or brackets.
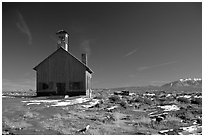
85,71,92,98
35,48,88,95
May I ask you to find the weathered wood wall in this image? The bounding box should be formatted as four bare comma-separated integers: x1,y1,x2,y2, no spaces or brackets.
35,48,88,96
86,71,92,98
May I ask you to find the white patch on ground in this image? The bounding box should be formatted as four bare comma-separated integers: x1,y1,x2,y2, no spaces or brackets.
166,94,171,97
149,112,168,117
107,106,118,111
2,96,15,98
193,121,197,125
148,111,158,115
181,125,202,133
177,95,191,99
143,93,155,96
22,100,60,103
51,102,72,106
27,102,41,105
51,97,90,107
194,95,202,98
22,97,91,107
129,93,135,96
159,129,173,133
159,125,202,135
157,105,180,111
81,99,100,108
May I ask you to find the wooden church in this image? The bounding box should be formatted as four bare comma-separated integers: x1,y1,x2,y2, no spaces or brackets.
33,30,93,97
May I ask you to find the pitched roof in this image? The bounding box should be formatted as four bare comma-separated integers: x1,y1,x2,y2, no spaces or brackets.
56,30,68,34
33,47,93,73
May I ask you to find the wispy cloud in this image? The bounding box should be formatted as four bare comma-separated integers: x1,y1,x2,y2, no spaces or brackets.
80,39,91,56
16,11,32,45
125,49,137,57
137,61,177,71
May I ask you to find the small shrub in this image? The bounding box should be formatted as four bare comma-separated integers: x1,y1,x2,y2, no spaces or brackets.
153,115,183,130
143,98,153,105
177,97,190,104
93,95,103,100
191,98,202,105
173,109,194,121
133,97,144,103
119,100,127,108
121,90,129,96
158,97,166,102
23,111,39,119
109,95,121,103
134,116,152,127
102,113,115,123
165,115,182,123
189,108,202,115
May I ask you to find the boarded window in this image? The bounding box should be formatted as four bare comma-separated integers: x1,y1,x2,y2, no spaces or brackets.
42,83,49,89
38,82,49,90
73,82,80,90
69,82,81,90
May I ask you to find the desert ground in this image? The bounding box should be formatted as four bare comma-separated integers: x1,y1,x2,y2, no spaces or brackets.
2,89,202,135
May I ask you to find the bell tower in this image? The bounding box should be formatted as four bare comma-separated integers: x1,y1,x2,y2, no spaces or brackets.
56,30,69,51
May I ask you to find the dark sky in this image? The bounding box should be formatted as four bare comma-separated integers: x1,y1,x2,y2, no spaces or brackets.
2,2,202,90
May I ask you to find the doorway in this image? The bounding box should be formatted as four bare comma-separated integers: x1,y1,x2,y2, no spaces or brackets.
56,83,65,95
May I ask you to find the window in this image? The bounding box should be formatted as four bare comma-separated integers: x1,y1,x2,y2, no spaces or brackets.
42,83,49,89
69,82,81,90
73,82,80,90
38,82,49,90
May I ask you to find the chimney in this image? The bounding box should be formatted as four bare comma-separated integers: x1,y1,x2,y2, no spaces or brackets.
56,30,69,51
82,53,87,65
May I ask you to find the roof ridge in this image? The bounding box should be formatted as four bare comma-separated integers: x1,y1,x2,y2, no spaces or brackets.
33,47,93,73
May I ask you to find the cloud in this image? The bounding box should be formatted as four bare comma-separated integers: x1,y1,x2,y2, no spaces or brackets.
137,61,177,71
16,11,32,45
125,49,137,57
80,40,91,56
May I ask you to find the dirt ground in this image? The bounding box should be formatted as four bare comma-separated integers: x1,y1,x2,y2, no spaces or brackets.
2,90,202,135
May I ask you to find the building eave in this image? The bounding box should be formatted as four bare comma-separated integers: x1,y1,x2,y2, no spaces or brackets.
33,47,93,74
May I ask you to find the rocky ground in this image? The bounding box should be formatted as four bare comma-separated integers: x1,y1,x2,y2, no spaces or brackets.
2,89,202,135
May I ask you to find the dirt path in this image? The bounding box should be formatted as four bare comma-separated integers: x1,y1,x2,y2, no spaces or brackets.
113,112,135,133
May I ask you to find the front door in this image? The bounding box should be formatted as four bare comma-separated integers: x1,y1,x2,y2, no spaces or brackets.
56,83,65,95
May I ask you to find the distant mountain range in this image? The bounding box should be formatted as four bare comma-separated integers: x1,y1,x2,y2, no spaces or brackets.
161,78,202,91
108,78,202,92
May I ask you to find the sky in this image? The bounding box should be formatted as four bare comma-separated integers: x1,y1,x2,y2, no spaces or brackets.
2,2,202,90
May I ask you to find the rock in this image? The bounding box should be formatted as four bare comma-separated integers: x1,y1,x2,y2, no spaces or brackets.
77,125,90,133
157,105,180,111
159,129,179,135
106,106,118,111
114,90,129,96
64,95,69,99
